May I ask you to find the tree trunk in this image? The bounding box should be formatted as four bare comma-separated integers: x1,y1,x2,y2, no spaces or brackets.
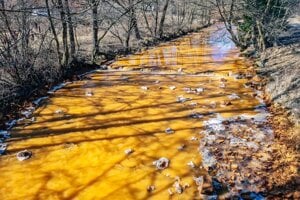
125,20,132,53
91,0,99,62
154,0,159,36
129,0,141,40
132,9,141,40
57,0,69,66
142,6,153,36
256,20,266,52
64,0,75,60
45,0,62,66
125,31,131,53
20,0,29,58
158,0,170,38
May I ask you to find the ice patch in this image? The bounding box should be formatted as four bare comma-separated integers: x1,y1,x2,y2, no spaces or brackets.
141,86,148,90
0,130,10,139
200,148,217,169
48,82,71,94
169,86,176,90
228,93,240,100
187,161,196,168
33,96,48,106
20,106,35,118
5,120,16,130
203,114,225,133
177,95,191,103
229,137,247,147
0,143,7,155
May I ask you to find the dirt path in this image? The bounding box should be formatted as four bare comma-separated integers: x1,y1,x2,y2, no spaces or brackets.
0,25,297,199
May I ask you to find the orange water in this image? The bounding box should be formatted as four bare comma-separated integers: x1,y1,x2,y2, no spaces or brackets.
0,26,261,200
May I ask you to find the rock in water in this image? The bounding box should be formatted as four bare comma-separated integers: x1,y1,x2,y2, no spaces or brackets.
189,112,204,119
153,157,169,170
165,128,175,134
194,176,204,195
168,188,174,196
228,93,240,100
219,82,226,88
16,150,32,161
169,86,176,90
174,181,183,194
177,96,191,103
177,144,186,151
196,88,204,93
141,86,148,90
124,148,134,155
55,109,64,114
85,90,93,97
187,161,196,168
147,185,155,193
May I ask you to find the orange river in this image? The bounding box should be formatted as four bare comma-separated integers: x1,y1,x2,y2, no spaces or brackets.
0,25,264,199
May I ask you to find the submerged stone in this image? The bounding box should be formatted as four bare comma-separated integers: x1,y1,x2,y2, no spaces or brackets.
16,150,32,161
228,93,240,100
174,181,183,194
189,112,204,119
177,95,191,103
153,157,169,170
124,148,134,155
165,128,174,134
141,86,148,90
85,90,94,97
169,86,176,90
177,144,186,151
147,185,155,193
187,161,196,168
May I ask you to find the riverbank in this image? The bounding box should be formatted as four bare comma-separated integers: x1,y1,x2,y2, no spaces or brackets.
259,43,300,125
257,16,300,125
252,18,300,198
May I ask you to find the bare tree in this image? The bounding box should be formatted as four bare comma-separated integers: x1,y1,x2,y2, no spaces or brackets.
57,0,69,66
158,0,170,38
64,0,76,59
45,0,61,66
0,0,214,111
213,0,299,52
88,0,100,62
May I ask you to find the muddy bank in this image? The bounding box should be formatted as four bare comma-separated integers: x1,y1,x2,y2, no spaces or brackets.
257,19,300,124
251,19,300,198
259,43,300,123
